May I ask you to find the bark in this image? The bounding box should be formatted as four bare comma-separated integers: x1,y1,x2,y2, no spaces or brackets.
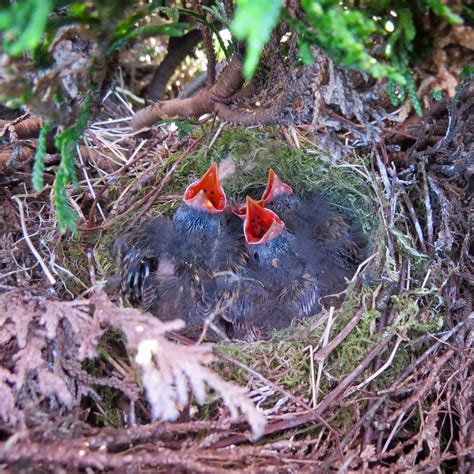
132,34,327,131
147,29,203,101
0,115,43,140
201,21,216,86
132,52,245,130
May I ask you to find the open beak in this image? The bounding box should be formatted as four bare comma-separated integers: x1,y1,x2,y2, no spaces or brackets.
261,169,293,204
232,198,265,220
244,196,285,245
184,163,226,213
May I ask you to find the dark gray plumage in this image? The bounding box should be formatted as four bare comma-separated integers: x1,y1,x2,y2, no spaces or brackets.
116,164,247,338
261,170,365,298
206,198,319,341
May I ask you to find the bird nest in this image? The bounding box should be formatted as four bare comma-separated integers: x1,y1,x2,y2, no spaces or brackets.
0,81,472,471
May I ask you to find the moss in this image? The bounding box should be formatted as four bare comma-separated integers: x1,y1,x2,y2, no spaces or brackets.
389,296,444,335
54,124,397,406
391,226,429,268
329,309,381,377
67,126,380,287
376,344,411,388
53,233,92,295
216,280,383,398
82,329,128,377
331,406,364,431
80,329,131,428
91,388,125,428
217,337,314,396
196,126,377,229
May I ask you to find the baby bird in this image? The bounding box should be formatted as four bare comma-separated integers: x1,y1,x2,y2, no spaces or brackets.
117,163,246,335
209,197,319,341
260,169,365,298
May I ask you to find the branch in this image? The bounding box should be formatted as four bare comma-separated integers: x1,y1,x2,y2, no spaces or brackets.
132,52,244,131
147,29,203,101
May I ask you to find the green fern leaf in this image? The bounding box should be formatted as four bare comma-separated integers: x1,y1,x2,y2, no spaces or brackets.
32,122,53,191
54,167,79,236
232,0,284,78
1,0,53,56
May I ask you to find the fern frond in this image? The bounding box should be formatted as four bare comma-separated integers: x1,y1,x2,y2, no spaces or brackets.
32,122,53,191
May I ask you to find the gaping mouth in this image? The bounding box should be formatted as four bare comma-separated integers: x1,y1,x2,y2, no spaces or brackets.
184,163,226,213
232,198,265,220
261,169,293,204
244,196,285,245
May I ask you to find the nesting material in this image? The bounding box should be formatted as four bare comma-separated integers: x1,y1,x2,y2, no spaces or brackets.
117,165,367,341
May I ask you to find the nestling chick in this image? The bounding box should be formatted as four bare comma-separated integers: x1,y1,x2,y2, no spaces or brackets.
260,169,366,299
117,163,246,336
209,197,319,341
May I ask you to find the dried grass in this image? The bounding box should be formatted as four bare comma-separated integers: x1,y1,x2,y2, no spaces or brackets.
0,79,472,472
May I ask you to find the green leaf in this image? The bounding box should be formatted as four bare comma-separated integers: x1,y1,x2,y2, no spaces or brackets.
2,0,53,56
427,0,463,25
398,9,415,44
405,73,423,117
298,39,314,65
52,95,92,234
32,122,53,191
175,120,193,141
461,65,474,79
55,95,92,188
154,6,180,23
54,167,79,236
391,227,427,262
231,0,284,78
203,4,231,29
107,22,189,56
0,11,11,31
388,79,400,106
297,1,405,84
431,89,443,101
170,7,232,59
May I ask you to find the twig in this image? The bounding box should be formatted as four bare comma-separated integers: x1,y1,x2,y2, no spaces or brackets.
314,307,334,406
81,138,203,232
214,347,343,460
313,307,364,363
77,143,106,222
374,146,392,197
86,138,159,226
127,150,190,228
0,440,212,472
370,148,395,258
379,320,465,396
212,335,393,448
341,320,466,448
387,347,455,424
350,252,378,283
115,86,145,106
400,190,428,254
308,344,317,408
357,335,403,389
11,196,56,285
86,248,96,287
382,410,406,453
206,118,225,153
420,157,434,245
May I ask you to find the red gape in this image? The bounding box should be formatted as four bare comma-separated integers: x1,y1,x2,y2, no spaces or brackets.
261,168,293,204
184,163,226,213
233,168,293,219
244,196,285,245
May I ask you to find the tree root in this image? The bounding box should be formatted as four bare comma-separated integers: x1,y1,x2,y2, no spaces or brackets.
132,51,245,130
